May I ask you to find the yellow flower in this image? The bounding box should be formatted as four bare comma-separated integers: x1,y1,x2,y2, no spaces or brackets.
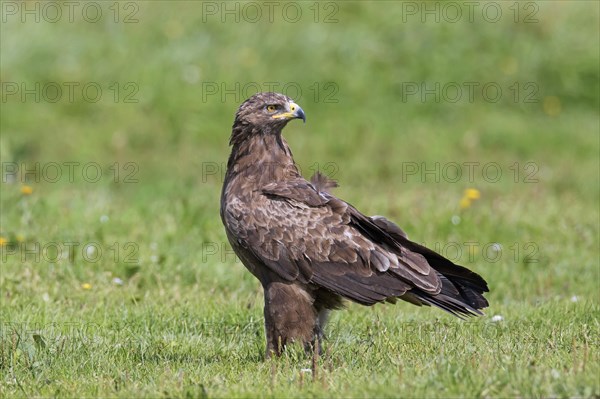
459,197,472,209
81,283,92,290
21,185,33,195
464,188,481,200
0,237,7,246
459,188,481,209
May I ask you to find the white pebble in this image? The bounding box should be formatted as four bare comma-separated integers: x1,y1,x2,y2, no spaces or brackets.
85,244,96,258
112,277,124,286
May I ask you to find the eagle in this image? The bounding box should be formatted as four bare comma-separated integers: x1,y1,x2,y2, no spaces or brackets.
220,92,489,357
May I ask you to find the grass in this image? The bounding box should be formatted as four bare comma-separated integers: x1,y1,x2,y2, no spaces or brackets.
1,1,599,397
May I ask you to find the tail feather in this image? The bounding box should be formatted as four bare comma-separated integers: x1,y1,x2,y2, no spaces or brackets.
368,215,489,315
410,267,489,317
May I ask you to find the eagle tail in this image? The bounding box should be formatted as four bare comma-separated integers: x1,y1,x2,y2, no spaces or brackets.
407,255,489,318
367,215,489,317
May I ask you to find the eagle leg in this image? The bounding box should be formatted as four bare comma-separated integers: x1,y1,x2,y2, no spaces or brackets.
304,308,330,355
263,282,318,358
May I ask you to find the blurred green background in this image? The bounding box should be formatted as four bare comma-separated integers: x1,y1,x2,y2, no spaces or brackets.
1,1,599,397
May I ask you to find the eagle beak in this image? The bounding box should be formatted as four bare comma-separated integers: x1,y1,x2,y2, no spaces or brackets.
273,102,306,123
290,102,306,123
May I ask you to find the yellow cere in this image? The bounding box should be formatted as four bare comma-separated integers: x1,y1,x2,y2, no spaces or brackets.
272,102,299,119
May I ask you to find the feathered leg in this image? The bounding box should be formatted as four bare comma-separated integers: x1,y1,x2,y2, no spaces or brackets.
263,282,317,357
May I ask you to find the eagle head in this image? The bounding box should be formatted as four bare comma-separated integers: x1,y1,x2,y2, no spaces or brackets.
233,92,306,130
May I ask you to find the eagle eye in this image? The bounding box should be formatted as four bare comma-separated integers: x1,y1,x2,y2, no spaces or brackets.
266,104,278,113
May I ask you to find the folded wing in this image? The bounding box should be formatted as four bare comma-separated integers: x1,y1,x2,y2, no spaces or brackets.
223,176,488,317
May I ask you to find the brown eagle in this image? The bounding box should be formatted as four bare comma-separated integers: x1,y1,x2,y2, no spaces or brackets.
220,92,489,357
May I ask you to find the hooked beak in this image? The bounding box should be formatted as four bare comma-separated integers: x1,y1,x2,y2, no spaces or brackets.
291,102,306,123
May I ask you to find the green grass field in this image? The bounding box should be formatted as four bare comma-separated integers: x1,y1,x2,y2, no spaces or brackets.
1,1,599,397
